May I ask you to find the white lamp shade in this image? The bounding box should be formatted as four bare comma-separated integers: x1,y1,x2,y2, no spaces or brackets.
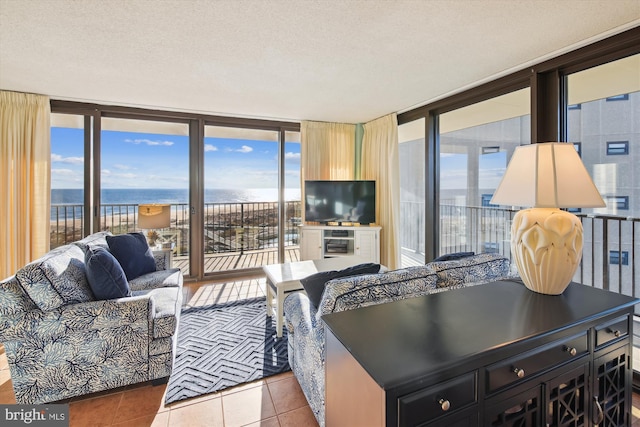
490,142,605,208
138,204,171,229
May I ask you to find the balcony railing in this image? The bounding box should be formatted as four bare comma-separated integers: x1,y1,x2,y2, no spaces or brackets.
399,202,640,302
53,201,639,302
50,201,302,257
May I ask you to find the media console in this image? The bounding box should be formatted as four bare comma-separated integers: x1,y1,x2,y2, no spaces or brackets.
323,280,638,426
299,225,381,263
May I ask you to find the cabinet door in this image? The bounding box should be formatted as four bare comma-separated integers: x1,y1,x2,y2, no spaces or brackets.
545,363,588,426
593,345,631,427
354,229,379,263
300,228,323,260
485,384,543,426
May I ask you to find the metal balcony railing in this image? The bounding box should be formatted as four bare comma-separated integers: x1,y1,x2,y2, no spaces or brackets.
50,201,303,257
399,202,640,302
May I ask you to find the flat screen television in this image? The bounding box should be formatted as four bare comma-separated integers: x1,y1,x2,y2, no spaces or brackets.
304,180,376,225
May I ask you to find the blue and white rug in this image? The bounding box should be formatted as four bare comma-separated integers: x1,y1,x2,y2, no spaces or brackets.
165,297,290,404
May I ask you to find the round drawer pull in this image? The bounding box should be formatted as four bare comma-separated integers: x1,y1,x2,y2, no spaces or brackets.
438,398,450,412
565,346,577,356
513,367,525,378
613,329,621,338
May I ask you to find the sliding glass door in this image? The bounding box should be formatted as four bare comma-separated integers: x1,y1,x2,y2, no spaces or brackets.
398,118,426,266
100,117,191,273
203,126,301,274
438,88,530,258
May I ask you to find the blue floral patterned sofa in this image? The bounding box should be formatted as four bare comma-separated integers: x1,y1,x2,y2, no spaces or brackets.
0,231,183,404
283,253,513,427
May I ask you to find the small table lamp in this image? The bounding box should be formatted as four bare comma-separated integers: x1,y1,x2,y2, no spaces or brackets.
490,142,605,295
138,204,171,247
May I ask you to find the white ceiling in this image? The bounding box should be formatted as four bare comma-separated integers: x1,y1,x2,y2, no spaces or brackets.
1,0,639,124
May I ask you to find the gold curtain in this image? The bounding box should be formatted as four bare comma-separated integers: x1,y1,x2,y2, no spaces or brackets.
361,113,400,270
301,120,356,181
0,91,51,279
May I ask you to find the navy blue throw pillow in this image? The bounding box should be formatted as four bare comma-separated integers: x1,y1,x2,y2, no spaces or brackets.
106,232,156,280
432,252,475,262
300,263,381,309
85,246,131,300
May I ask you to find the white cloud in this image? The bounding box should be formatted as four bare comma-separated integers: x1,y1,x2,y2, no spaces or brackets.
205,144,218,152
51,153,83,164
285,152,300,160
113,164,133,170
117,173,137,179
51,168,76,176
237,145,253,153
125,138,174,146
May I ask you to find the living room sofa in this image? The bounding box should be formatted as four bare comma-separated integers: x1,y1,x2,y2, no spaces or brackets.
283,253,512,427
0,231,183,404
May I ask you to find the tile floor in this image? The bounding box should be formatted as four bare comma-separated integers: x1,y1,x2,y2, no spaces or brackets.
1,276,640,426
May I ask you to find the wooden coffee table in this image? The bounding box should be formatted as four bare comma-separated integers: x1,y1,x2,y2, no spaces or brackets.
263,256,372,338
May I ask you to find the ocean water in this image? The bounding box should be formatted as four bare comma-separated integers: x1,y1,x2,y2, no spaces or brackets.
51,188,301,205
50,188,301,219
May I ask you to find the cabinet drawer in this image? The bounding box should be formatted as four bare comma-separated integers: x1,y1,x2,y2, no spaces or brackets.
595,315,629,348
398,372,476,426
486,333,587,394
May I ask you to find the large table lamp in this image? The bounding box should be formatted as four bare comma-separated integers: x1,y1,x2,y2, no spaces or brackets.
138,204,171,247
490,142,605,295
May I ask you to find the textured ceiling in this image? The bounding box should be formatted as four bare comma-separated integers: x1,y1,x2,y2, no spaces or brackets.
1,0,639,124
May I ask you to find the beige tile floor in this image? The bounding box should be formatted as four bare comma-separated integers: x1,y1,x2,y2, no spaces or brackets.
1,276,640,426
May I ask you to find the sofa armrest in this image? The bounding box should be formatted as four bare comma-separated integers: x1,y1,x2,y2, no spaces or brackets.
284,292,321,337
316,265,439,321
1,296,151,342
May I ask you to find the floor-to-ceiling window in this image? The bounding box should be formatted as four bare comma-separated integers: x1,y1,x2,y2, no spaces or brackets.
284,131,302,261
438,88,530,258
398,118,426,266
50,102,301,280
100,117,191,273
566,54,640,295
50,113,88,247
203,126,287,274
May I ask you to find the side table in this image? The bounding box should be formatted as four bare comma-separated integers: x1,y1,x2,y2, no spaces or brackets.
263,256,373,337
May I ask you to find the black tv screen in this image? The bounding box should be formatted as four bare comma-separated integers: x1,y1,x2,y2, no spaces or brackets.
304,180,376,225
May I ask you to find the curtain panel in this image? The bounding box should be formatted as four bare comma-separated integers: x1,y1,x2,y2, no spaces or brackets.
300,121,356,181
0,91,51,279
361,113,400,270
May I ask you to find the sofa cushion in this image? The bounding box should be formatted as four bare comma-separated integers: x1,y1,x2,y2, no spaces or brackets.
85,246,131,300
300,263,381,308
106,232,156,280
16,244,95,312
128,268,183,291
426,253,511,288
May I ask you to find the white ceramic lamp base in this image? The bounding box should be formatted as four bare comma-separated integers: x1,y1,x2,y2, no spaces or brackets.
511,208,583,295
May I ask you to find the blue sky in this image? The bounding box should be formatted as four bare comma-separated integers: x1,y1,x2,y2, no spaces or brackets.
50,128,301,189
440,151,507,190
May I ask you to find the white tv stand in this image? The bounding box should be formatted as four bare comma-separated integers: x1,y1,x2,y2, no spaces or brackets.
299,225,381,263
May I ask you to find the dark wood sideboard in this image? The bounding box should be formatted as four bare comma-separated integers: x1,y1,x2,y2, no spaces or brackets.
323,280,638,426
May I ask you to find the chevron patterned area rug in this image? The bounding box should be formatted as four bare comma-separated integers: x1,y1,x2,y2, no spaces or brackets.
164,297,290,404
